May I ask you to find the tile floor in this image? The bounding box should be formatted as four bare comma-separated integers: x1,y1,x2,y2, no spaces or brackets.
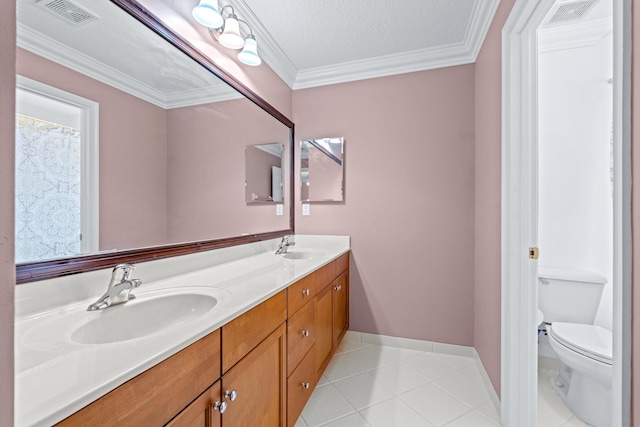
294,338,588,427
295,338,500,427
537,368,586,427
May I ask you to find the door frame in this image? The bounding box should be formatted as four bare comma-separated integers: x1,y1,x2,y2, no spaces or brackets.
16,75,100,255
500,0,632,426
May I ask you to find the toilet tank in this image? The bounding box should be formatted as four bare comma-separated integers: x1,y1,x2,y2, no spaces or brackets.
538,267,607,324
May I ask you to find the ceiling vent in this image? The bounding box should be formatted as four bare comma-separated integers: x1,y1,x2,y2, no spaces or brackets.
35,0,98,26
548,0,598,24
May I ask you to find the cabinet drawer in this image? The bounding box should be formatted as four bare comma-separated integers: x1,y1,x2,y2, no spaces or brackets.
315,261,336,291
287,298,316,376
335,252,349,276
288,272,316,316
222,290,287,373
287,346,316,427
57,329,221,427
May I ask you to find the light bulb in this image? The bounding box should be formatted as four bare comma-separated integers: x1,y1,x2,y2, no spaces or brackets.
237,35,261,66
192,0,223,28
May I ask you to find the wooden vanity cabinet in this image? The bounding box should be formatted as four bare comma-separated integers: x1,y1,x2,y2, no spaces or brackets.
315,253,350,379
55,253,349,427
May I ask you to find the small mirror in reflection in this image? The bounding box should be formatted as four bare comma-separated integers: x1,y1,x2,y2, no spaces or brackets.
245,143,284,203
300,137,344,202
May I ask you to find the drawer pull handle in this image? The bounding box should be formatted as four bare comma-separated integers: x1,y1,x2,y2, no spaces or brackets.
302,289,310,296
214,401,227,414
224,389,238,401
301,382,310,389
301,330,310,337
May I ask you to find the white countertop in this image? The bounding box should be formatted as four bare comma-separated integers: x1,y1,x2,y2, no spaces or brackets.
15,235,350,427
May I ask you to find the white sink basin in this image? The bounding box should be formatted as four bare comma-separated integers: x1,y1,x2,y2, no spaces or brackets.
20,287,229,350
72,293,218,344
282,249,329,260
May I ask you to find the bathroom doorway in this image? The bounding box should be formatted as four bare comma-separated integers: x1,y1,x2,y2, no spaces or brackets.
501,0,631,426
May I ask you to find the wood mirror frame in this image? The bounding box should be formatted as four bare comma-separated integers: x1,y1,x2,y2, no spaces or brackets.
16,0,295,284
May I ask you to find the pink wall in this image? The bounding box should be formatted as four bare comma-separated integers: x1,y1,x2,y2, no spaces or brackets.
293,67,476,346
473,0,516,396
632,2,639,423
166,99,290,242
0,3,15,425
16,49,169,251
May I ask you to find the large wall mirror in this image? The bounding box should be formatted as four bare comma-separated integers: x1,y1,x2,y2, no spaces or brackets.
15,0,294,283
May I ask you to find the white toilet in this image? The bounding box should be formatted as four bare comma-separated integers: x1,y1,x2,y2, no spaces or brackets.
538,267,612,427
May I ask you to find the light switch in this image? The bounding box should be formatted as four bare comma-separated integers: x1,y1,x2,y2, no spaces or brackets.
276,204,284,216
302,204,310,216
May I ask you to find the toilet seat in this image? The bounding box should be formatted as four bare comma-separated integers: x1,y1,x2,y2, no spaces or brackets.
549,322,612,365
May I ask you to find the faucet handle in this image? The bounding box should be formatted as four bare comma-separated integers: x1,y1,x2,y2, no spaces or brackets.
112,263,135,280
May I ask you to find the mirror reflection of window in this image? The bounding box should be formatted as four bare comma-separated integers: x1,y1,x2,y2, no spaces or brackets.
300,137,344,202
15,77,98,263
245,143,284,203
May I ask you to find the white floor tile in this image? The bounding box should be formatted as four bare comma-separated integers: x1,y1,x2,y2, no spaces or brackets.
433,371,491,408
338,339,371,354
369,362,429,394
316,374,330,387
360,397,435,427
475,402,500,424
301,383,356,427
400,383,471,426
332,372,395,410
538,386,574,424
460,364,483,382
538,368,558,391
345,345,398,370
537,412,563,427
431,353,476,370
443,410,499,427
320,413,372,427
324,353,367,382
294,416,309,427
401,353,459,382
561,416,587,427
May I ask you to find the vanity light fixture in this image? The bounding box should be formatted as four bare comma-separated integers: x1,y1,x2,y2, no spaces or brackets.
192,0,262,66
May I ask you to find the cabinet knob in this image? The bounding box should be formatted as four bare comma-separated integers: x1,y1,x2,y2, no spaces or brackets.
302,289,310,296
301,382,310,389
333,286,338,291
301,330,310,337
334,285,342,291
224,389,238,401
214,400,227,414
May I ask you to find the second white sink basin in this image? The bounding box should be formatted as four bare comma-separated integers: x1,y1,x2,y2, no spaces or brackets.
282,249,329,260
72,293,218,345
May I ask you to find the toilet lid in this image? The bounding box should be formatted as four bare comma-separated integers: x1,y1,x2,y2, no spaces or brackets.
550,322,612,365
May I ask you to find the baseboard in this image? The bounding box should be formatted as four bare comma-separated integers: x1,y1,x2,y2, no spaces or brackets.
344,330,501,414
472,348,501,414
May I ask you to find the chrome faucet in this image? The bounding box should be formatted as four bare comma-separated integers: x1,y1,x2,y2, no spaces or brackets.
87,263,142,311
275,236,295,255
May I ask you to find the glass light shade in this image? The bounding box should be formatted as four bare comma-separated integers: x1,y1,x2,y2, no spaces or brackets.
219,15,245,49
237,36,261,66
192,0,223,28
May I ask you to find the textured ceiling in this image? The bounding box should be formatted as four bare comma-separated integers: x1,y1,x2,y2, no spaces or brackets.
241,0,475,70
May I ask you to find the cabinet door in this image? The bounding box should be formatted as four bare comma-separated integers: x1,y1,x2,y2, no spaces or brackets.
315,283,333,376
222,323,286,427
333,272,349,348
166,381,222,427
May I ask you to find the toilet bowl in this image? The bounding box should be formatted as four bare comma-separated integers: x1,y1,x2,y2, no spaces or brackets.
548,322,612,427
538,267,612,426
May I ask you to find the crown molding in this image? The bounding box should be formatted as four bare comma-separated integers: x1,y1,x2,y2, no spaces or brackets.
293,43,473,90
465,0,501,61
17,23,242,109
17,23,170,108
231,0,299,88
538,17,613,53
291,0,500,90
